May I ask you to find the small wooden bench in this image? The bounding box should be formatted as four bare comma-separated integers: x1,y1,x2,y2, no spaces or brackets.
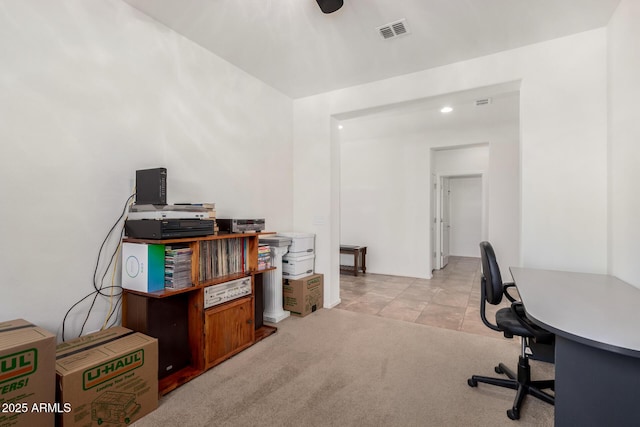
340,245,367,276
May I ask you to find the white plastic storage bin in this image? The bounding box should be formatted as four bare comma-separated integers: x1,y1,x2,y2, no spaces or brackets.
277,232,315,254
282,252,315,279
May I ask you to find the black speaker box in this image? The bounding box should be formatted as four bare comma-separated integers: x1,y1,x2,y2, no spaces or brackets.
254,273,264,330
125,293,190,379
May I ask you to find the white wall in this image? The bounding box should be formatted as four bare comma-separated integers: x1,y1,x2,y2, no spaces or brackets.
294,29,608,308
608,0,640,287
433,145,490,176
449,176,482,257
339,117,516,278
0,0,293,339
338,87,522,279
340,135,430,277
487,138,521,276
0,0,628,337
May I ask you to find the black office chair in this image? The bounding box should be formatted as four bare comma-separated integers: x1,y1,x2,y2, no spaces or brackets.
467,241,555,420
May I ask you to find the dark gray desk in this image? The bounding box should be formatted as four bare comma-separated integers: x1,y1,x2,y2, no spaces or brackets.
510,267,640,427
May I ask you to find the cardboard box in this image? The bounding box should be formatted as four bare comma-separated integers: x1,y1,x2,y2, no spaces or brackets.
122,243,165,293
55,327,158,427
0,319,56,427
282,253,315,279
283,274,324,317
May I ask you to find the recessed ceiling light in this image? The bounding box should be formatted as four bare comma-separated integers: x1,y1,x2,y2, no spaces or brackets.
338,124,344,130
440,106,453,113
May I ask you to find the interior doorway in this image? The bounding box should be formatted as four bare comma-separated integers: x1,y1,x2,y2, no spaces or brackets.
337,86,519,281
434,173,484,270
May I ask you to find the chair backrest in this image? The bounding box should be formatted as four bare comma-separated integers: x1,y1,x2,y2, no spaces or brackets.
479,241,504,306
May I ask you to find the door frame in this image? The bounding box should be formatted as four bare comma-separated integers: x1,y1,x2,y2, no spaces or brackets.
440,176,451,269
433,171,486,270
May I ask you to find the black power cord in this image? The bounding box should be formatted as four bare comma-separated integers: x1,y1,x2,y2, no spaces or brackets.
61,193,134,341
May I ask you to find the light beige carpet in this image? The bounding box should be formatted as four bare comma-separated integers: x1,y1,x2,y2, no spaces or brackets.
133,308,554,426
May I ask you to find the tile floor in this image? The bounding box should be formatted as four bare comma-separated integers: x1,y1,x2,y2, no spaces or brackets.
337,255,517,339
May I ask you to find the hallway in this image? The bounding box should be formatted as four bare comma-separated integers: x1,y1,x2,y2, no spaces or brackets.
337,256,515,338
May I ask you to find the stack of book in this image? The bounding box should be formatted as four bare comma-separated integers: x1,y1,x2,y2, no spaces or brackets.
165,246,193,289
257,245,271,271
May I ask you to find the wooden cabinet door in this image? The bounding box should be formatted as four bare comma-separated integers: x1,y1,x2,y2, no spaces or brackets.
204,297,254,368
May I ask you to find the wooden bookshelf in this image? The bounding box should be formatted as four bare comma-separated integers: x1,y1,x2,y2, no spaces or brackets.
122,232,277,395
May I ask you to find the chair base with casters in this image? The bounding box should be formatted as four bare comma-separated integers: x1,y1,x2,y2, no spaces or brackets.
468,337,555,420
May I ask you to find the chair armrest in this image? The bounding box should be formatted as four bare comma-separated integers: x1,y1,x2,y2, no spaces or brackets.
510,301,544,337
510,302,555,349
503,282,519,303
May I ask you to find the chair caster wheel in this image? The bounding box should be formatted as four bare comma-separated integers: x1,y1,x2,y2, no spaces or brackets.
495,366,504,374
467,378,477,387
507,409,520,420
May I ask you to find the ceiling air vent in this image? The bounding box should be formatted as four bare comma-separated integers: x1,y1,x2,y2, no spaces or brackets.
377,19,409,40
475,98,492,106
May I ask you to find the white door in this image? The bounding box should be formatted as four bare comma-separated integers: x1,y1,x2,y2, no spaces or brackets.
431,174,437,271
440,177,451,268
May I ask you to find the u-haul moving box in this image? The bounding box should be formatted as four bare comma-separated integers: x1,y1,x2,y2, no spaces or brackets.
0,319,56,427
55,327,158,427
